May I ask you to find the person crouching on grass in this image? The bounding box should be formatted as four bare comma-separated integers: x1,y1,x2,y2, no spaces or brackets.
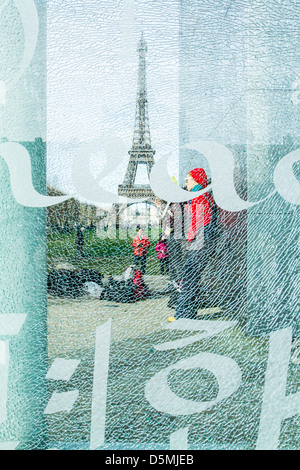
168,168,215,322
132,227,150,275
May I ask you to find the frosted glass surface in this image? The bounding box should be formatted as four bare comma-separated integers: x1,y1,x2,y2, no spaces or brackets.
0,0,299,450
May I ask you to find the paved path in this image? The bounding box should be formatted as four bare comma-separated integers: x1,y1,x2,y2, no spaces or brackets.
48,287,172,358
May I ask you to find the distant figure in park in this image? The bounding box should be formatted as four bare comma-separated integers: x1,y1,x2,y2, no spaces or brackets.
155,235,169,275
155,196,186,295
132,227,150,275
76,226,85,258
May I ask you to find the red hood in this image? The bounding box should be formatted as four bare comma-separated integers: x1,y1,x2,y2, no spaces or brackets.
189,168,207,188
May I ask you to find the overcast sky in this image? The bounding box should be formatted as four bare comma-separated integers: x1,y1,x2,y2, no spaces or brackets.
46,0,300,203
2,1,297,203
46,0,180,198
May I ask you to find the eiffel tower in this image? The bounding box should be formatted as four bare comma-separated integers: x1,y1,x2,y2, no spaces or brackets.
118,32,155,199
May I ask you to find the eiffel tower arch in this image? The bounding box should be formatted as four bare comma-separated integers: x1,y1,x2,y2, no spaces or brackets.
118,32,156,200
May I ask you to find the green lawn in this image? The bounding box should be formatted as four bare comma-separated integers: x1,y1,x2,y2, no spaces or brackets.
47,230,161,275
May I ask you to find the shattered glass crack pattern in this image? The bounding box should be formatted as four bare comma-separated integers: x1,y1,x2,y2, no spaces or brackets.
0,0,299,451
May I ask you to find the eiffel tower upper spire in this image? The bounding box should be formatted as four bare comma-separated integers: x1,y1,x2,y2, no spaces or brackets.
131,31,152,150
118,32,155,199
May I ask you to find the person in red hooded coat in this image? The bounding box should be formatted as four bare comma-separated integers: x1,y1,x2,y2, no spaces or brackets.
168,167,215,321
132,227,150,275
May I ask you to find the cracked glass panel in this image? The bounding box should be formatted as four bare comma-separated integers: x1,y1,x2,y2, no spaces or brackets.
0,0,299,451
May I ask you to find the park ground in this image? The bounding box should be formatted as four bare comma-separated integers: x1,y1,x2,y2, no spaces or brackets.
46,231,300,450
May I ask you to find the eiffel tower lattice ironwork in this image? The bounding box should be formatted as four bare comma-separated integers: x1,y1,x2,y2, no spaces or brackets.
118,33,155,199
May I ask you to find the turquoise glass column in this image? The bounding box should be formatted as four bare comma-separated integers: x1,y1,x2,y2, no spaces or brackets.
0,1,48,449
245,1,299,337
